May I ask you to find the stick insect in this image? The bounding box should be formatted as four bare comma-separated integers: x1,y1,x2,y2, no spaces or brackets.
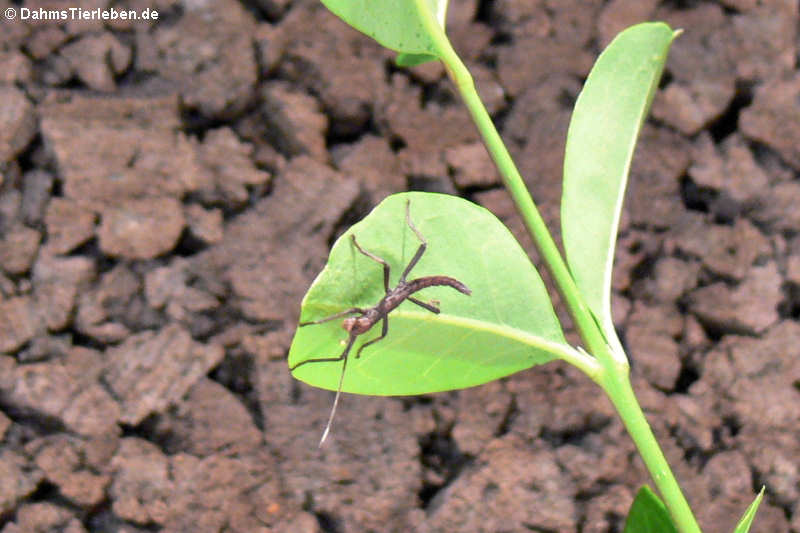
291,200,471,445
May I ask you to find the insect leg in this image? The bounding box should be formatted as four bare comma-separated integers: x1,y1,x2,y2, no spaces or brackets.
289,333,356,371
354,317,388,358
400,201,427,282
408,296,440,314
299,307,365,327
351,234,390,293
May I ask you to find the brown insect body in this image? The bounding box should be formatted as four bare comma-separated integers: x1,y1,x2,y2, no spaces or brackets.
344,275,470,335
291,201,471,446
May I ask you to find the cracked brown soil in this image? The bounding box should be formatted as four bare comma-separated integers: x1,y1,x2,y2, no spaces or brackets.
0,0,798,531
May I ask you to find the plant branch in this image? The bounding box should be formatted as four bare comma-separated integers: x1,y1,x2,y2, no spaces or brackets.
598,366,702,533
434,42,608,359
420,12,702,533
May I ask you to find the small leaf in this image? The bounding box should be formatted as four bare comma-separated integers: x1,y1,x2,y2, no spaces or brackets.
561,23,677,351
396,52,439,67
623,486,679,533
733,487,765,533
289,192,572,396
321,0,448,58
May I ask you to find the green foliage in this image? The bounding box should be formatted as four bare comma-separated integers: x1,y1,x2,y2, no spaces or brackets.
561,23,677,353
624,486,679,533
293,4,711,530
288,192,571,395
320,0,448,59
733,488,765,533
395,52,439,67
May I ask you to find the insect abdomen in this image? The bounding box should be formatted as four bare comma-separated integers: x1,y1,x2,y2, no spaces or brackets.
408,276,471,296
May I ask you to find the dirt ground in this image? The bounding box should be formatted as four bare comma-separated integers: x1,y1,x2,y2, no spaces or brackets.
0,0,798,531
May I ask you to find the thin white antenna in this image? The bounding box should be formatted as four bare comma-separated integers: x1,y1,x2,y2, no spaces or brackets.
318,338,352,447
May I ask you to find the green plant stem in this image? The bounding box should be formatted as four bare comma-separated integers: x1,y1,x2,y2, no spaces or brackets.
428,25,702,533
434,46,608,361
598,362,701,533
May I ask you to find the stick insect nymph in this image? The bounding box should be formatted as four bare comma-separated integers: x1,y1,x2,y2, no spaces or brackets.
291,200,471,446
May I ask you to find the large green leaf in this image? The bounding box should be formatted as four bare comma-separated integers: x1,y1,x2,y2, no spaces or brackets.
321,0,448,58
623,486,679,533
289,192,572,396
561,23,676,350
733,488,764,533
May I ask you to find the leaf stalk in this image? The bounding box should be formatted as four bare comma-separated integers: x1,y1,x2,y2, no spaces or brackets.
421,9,702,533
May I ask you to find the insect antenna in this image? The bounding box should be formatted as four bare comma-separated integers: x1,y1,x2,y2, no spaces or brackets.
319,335,355,447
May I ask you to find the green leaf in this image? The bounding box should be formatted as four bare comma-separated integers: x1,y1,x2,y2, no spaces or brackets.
321,0,448,58
623,486,679,533
289,192,571,396
396,52,439,67
561,23,677,351
733,487,765,533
